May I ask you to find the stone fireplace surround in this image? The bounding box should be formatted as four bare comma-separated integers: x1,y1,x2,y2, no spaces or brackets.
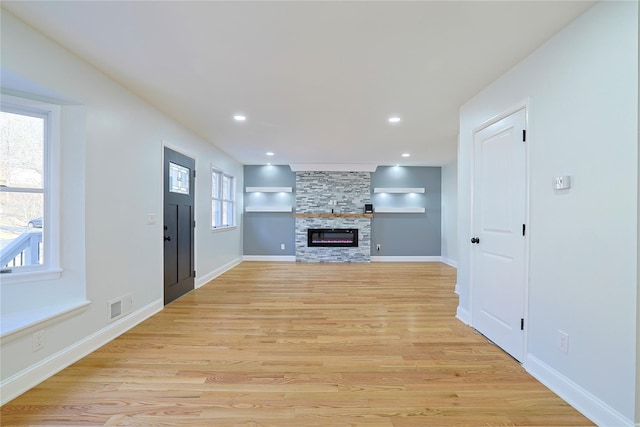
294,172,371,262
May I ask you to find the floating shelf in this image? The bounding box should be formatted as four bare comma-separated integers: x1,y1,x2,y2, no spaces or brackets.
245,206,293,212
245,186,293,193
374,207,425,213
373,187,425,194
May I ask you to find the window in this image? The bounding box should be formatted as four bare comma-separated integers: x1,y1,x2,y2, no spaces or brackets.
211,167,235,229
0,97,60,278
169,162,190,195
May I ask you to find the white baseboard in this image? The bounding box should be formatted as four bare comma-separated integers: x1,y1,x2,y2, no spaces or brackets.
456,305,471,325
370,256,442,262
0,299,163,406
243,255,296,262
454,283,460,295
441,257,458,268
525,355,633,427
196,256,243,288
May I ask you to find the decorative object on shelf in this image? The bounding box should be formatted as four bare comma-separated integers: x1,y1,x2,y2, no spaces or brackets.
373,187,425,193
364,203,373,213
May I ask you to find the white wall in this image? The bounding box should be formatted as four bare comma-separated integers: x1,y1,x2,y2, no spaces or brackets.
0,9,243,402
458,2,638,425
440,161,458,267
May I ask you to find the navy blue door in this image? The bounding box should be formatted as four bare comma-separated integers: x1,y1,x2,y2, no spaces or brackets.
164,147,195,305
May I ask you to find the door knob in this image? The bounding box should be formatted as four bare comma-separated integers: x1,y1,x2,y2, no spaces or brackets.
164,236,171,242
471,237,480,244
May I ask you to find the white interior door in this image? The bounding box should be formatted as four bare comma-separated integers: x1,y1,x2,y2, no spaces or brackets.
471,108,527,362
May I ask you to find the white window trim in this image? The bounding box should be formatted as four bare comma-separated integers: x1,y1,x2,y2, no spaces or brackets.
1,95,62,284
211,165,236,230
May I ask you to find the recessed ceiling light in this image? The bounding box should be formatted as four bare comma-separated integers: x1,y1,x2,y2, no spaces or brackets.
388,116,401,123
402,153,410,157
233,115,246,121
266,152,274,156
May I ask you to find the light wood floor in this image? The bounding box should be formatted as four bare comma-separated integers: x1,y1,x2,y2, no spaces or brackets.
1,262,593,426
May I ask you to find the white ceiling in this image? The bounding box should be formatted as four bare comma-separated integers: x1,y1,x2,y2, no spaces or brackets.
3,1,595,167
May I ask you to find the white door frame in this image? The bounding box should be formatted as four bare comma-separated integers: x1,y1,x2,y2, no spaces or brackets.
469,100,531,361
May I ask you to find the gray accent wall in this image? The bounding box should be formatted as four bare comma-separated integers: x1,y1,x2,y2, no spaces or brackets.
244,165,296,212
243,165,296,256
371,166,441,256
243,213,295,255
243,165,442,259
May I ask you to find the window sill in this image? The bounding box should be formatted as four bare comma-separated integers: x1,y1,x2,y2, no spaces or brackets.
210,225,238,233
0,268,63,285
0,299,91,341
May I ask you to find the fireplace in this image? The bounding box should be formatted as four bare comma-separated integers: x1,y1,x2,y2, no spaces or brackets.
307,228,358,247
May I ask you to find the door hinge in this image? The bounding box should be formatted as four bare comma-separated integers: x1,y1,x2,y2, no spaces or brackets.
193,220,196,228
193,270,196,277
522,224,526,236
522,129,526,142
521,318,525,330
193,170,196,178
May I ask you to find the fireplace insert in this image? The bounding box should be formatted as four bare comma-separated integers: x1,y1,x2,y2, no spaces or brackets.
307,228,358,247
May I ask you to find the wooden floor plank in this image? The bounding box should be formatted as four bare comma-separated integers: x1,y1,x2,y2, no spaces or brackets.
1,262,594,426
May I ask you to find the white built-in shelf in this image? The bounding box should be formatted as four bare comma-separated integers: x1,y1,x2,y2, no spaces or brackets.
374,207,425,213
245,206,293,213
245,186,292,193
373,187,425,194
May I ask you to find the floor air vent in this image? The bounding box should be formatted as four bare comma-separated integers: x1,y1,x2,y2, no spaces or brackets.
108,294,133,321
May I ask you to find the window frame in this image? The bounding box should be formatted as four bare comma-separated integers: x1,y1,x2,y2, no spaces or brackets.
1,95,61,283
211,166,236,230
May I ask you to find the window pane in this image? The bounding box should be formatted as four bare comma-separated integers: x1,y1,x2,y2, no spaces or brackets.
212,171,220,198
222,175,231,200
212,200,222,227
0,111,44,189
225,201,234,226
222,201,228,225
0,191,44,268
169,162,189,194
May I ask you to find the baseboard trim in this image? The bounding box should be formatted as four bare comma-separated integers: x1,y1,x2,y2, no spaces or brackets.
454,283,460,295
370,256,442,262
196,256,243,288
525,354,633,427
243,256,296,262
456,305,471,325
440,257,458,268
243,256,447,263
0,299,163,406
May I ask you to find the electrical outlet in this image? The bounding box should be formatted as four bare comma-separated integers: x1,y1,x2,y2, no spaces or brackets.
32,329,45,352
558,330,569,353
376,244,381,251
280,243,285,250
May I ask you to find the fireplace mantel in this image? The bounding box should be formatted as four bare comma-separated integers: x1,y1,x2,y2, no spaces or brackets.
293,213,373,219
